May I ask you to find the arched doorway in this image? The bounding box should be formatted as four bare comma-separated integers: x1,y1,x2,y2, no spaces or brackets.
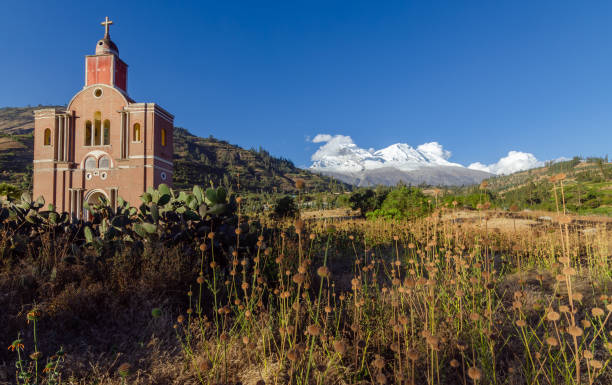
84,189,108,221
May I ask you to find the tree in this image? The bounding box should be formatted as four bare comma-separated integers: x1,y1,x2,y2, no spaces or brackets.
379,186,430,219
349,188,388,217
273,195,298,218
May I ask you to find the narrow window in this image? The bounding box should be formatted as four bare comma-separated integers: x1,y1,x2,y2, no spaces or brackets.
84,121,92,146
103,119,110,145
133,123,141,142
85,156,96,170
43,128,51,146
99,155,110,169
161,128,166,146
94,111,101,146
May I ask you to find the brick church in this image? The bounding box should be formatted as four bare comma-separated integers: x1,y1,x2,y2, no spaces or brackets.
33,17,174,219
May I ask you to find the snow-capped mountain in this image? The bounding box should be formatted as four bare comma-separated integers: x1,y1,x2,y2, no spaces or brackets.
310,140,462,172
308,134,557,186
373,143,463,171
309,136,493,186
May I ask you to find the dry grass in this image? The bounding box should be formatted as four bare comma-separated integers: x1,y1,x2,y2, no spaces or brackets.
2,205,611,384
301,209,360,220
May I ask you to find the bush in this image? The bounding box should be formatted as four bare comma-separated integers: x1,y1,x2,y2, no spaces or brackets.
367,186,431,220
273,195,298,218
0,182,20,200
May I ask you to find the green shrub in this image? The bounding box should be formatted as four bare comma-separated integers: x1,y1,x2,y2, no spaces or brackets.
0,182,21,200
367,186,431,220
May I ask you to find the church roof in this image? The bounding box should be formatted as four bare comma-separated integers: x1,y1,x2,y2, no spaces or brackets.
96,37,119,55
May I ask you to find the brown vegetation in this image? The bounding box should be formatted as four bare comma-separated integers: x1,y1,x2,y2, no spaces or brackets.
2,203,611,384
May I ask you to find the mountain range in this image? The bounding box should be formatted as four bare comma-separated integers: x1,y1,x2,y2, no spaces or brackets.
309,138,493,186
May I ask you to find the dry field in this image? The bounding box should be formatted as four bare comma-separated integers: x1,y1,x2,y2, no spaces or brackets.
300,209,360,220
1,207,611,385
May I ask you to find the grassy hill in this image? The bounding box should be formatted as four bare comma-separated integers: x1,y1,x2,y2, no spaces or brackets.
0,106,348,194
442,157,612,215
487,157,612,215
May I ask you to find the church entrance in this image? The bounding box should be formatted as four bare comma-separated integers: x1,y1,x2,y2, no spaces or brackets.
87,191,107,206
84,189,108,221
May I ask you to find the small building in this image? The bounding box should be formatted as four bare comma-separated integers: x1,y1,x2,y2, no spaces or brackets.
32,17,174,219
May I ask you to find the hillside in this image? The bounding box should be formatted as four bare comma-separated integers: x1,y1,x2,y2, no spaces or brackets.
478,157,612,215
0,106,348,193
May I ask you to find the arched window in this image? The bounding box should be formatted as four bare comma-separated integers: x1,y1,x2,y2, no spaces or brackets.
84,121,92,146
103,119,110,145
85,156,97,170
132,123,141,142
99,155,110,169
94,111,101,146
161,128,166,147
43,128,51,146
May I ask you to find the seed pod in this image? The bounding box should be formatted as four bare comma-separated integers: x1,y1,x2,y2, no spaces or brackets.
371,355,385,370
292,273,305,285
287,350,298,362
376,373,387,384
407,349,419,361
467,367,482,381
592,307,605,317
306,324,320,336
317,266,330,278
567,326,583,337
333,340,347,355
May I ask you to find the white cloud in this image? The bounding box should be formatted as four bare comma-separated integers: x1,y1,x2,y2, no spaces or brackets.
312,134,333,143
467,151,544,175
416,142,452,160
310,135,373,171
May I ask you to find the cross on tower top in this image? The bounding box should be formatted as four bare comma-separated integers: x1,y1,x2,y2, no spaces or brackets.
101,16,113,37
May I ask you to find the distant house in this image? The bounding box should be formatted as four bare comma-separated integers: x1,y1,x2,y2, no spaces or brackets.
33,18,174,220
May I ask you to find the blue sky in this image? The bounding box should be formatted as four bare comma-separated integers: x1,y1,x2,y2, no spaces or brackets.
1,1,610,168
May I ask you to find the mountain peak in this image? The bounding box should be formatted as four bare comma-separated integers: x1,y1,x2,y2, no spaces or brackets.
311,139,463,173
309,136,492,186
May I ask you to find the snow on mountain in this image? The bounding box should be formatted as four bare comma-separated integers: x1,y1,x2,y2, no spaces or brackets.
310,136,460,173
310,134,382,172
308,134,551,186
374,142,463,170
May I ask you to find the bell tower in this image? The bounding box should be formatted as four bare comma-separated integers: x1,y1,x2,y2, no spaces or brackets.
33,16,174,220
85,17,128,92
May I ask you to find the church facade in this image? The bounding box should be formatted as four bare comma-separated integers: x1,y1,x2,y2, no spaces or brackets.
33,17,174,219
